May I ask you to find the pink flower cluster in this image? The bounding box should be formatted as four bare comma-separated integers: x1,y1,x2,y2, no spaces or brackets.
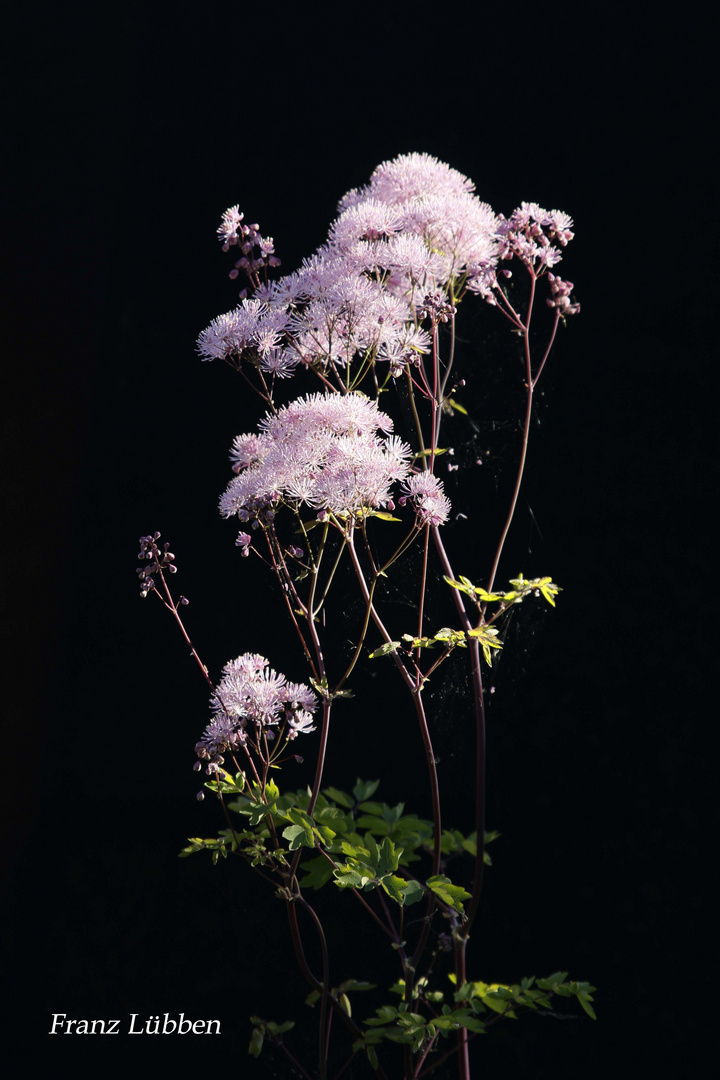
219,392,414,523
400,472,452,528
495,202,575,271
200,153,574,376
199,156,578,374
195,653,318,775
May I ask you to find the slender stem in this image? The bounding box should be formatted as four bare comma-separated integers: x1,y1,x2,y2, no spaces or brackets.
278,1042,314,1080
286,902,391,1080
436,308,457,412
264,528,318,677
333,572,379,694
155,569,215,691
406,368,426,458
298,896,330,1080
307,698,332,817
345,532,443,974
413,1031,440,1078
431,529,486,1080
457,636,487,1080
433,533,488,903
286,899,321,989
415,524,430,660
345,533,413,695
486,271,537,595
318,850,397,939
313,531,348,617
531,308,561,389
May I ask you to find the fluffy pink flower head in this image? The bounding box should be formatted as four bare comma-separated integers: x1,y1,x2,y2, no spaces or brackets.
220,392,412,523
199,154,578,380
400,472,452,527
194,653,318,777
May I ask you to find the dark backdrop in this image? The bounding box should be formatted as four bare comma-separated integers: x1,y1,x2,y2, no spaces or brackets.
3,4,712,1076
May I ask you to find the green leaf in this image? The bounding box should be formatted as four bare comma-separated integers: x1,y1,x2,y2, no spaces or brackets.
323,786,354,809
467,626,503,665
353,779,380,802
382,802,405,825
443,575,477,598
369,1005,398,1025
426,874,471,914
299,854,335,890
401,880,425,906
337,979,376,993
413,447,449,458
266,1020,295,1036
375,836,402,877
577,994,597,1020
474,587,504,601
368,640,401,659
402,634,437,648
248,1026,263,1057
285,806,313,827
339,839,367,858
282,824,312,851
381,874,411,905
314,824,336,846
434,626,466,643
536,972,569,991
333,866,373,889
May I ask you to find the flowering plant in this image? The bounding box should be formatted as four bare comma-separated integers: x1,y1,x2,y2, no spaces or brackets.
138,153,593,1078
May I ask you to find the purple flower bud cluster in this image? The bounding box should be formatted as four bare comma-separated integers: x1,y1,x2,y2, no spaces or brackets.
495,203,575,271
546,273,581,317
136,532,178,597
420,290,457,325
217,206,281,287
194,654,318,779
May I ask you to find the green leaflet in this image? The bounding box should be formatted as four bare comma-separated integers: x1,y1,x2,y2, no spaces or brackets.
426,874,471,914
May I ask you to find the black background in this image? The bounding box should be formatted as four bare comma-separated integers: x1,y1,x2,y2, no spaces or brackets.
3,4,713,1076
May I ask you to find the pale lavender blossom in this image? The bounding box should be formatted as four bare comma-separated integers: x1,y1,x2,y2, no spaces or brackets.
259,347,299,378
400,472,452,527
235,531,252,555
220,392,411,524
196,300,268,361
195,653,318,771
334,154,499,290
198,155,576,382
338,153,476,210
329,198,403,247
287,712,316,740
217,205,244,248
